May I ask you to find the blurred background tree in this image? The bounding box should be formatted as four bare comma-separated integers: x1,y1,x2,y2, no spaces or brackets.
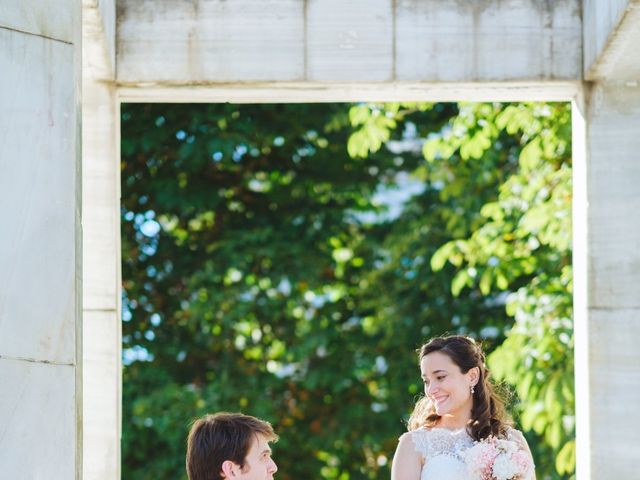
121,101,573,479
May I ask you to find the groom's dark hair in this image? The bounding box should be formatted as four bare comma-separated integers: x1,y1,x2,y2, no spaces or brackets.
186,412,278,480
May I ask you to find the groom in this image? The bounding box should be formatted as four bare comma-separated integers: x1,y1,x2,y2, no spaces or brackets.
186,412,279,480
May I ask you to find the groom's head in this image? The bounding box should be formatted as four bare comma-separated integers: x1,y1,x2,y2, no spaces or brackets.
186,412,279,480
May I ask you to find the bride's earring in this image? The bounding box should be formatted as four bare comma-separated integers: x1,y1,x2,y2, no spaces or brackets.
470,384,475,395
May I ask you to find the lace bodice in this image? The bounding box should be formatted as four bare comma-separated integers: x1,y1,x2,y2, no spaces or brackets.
410,427,475,480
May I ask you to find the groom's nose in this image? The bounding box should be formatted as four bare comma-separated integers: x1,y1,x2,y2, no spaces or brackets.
268,458,278,474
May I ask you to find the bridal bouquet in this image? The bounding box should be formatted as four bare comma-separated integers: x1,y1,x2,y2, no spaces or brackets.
462,436,534,480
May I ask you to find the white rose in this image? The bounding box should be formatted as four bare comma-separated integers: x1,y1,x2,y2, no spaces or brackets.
492,453,519,480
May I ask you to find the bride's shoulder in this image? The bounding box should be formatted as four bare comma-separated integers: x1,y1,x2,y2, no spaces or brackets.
393,431,426,475
504,427,526,444
400,427,429,443
408,426,444,435
396,427,431,454
407,427,436,443
409,426,430,435
395,430,426,458
503,427,533,456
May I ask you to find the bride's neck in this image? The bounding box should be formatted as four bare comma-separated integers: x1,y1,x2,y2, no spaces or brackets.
437,412,472,430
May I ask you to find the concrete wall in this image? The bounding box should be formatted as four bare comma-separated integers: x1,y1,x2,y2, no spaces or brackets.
6,0,630,479
112,2,640,480
0,1,81,478
116,0,582,86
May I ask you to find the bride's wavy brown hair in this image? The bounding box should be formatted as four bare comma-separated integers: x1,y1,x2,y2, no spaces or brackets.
408,335,511,441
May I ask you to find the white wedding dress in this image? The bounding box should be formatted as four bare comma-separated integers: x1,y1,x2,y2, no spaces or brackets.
409,427,475,480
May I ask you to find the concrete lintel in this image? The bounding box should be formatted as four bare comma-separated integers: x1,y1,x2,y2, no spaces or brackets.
116,0,582,85
117,81,581,104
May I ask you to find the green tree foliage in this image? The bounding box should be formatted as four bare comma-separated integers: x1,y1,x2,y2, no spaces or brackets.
121,101,573,479
349,102,574,478
121,103,456,479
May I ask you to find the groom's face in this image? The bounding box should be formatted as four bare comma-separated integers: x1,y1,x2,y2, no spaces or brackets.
236,433,278,480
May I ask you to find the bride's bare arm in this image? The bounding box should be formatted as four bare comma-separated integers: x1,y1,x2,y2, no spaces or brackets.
391,432,423,480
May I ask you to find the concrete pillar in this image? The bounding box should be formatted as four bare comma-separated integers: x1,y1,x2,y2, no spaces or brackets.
82,1,120,478
82,80,119,480
0,1,82,478
575,82,640,479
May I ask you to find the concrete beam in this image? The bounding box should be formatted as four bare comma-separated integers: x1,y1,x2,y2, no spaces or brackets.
116,0,582,86
83,0,116,80
584,0,640,82
98,0,116,71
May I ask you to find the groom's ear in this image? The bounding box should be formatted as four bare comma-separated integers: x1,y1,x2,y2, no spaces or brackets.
221,460,236,478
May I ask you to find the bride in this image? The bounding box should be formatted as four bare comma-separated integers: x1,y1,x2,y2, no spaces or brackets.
391,335,535,480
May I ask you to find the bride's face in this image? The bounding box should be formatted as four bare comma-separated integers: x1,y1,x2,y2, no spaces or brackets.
421,351,477,419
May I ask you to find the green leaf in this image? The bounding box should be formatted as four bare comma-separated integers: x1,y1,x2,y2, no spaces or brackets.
348,105,370,127
555,440,576,474
422,138,440,162
519,137,542,171
451,270,470,296
496,272,509,290
430,242,455,271
347,131,368,158
479,269,492,295
547,419,563,449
